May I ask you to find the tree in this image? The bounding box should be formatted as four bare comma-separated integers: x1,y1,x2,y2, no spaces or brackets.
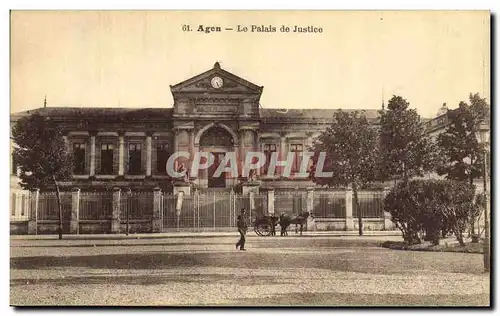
379,95,438,184
11,113,73,239
309,110,379,236
436,93,490,237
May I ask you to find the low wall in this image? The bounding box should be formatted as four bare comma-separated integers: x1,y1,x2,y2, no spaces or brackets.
10,221,28,235
314,219,346,231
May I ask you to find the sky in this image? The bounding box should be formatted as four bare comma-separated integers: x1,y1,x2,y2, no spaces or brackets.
10,10,490,118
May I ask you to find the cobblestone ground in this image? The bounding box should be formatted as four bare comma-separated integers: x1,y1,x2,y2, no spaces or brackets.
10,236,490,306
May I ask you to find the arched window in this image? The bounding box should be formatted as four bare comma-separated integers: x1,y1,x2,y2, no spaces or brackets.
199,126,234,147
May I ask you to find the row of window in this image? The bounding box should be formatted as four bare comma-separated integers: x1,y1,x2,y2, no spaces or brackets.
73,142,171,175
263,143,304,174
11,142,305,176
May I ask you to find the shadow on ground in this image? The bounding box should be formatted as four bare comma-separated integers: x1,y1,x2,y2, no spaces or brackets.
11,238,387,248
11,274,293,287
11,249,485,275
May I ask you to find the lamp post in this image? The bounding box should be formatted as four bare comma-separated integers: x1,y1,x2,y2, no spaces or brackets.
475,124,490,273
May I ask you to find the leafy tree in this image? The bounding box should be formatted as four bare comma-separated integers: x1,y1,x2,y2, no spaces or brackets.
379,95,438,183
11,113,73,239
309,110,379,236
437,93,489,182
436,93,490,237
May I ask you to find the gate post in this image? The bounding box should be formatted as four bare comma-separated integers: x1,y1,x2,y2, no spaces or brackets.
306,188,316,231
249,191,255,219
111,187,121,234
267,189,275,216
28,188,39,235
70,188,80,234
152,187,163,233
345,188,354,231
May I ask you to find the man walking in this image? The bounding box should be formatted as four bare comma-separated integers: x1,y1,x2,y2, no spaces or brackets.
235,208,247,251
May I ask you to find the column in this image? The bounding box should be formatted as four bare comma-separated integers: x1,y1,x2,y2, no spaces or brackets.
146,134,152,177
188,128,195,166
152,187,163,233
118,133,125,176
111,187,121,234
306,132,314,150
267,189,275,215
345,188,354,231
254,130,261,177
89,133,96,176
279,132,287,177
70,188,80,234
239,129,245,177
28,188,39,235
173,129,180,170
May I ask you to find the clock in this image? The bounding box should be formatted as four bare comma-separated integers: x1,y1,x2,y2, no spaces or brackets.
211,76,224,89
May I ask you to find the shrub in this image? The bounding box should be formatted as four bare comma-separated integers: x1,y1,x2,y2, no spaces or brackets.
384,179,476,246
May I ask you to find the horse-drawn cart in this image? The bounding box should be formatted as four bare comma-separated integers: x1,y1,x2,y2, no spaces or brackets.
252,212,311,236
252,215,279,236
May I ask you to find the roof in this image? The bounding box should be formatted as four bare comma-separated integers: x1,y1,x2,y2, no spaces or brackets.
260,108,381,120
11,107,173,121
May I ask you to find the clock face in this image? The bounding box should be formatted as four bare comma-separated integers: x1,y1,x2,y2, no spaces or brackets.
211,76,223,88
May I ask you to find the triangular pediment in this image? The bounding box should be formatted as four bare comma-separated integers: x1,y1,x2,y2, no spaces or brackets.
170,62,263,95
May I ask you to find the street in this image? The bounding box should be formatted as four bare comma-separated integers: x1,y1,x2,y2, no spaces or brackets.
10,234,490,306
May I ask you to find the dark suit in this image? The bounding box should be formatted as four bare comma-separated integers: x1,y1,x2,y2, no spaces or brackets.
235,214,247,250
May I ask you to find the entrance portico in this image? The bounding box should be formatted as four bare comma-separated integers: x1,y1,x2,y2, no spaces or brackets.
170,62,262,190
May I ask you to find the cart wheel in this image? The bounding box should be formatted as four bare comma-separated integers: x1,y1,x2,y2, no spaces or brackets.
255,219,272,236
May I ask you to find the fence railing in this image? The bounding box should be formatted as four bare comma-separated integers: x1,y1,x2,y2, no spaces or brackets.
120,192,154,220
352,191,385,219
11,187,392,234
313,191,346,218
80,192,113,220
37,192,72,221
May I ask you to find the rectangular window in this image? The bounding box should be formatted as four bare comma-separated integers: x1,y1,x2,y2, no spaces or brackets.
100,144,114,174
73,143,86,175
263,144,277,175
156,143,170,174
128,143,142,175
290,144,304,174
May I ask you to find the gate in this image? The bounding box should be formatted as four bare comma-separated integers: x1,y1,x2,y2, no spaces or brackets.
161,191,266,232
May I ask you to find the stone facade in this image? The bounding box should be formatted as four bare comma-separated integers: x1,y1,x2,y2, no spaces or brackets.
10,62,472,194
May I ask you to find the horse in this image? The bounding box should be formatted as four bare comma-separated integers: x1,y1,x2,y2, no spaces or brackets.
279,211,311,236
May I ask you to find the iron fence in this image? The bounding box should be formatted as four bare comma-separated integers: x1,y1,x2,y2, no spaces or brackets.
37,192,72,221
352,191,385,218
313,191,346,218
120,192,154,220
79,192,113,220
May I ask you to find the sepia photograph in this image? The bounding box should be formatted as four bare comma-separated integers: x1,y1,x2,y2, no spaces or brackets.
8,10,491,307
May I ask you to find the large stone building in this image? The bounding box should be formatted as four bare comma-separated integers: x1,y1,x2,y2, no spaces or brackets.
11,62,383,194
12,62,488,195
10,63,490,234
